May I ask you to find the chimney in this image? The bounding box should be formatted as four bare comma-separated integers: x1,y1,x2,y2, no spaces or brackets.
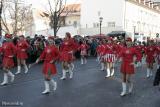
144,0,146,5
151,2,154,8
149,2,151,7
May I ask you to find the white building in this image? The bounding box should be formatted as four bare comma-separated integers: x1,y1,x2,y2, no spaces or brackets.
80,0,160,39
25,4,81,38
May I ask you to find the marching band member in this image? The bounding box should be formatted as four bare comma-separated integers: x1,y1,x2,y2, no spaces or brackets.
96,41,102,63
15,35,30,74
141,43,147,66
118,37,141,96
79,40,89,64
111,39,119,76
156,42,160,69
36,36,59,94
145,40,157,78
0,34,16,85
134,43,145,67
105,37,117,77
60,32,77,80
99,39,107,71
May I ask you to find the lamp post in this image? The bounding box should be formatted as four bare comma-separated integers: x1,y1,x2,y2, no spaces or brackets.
133,26,136,40
99,17,103,35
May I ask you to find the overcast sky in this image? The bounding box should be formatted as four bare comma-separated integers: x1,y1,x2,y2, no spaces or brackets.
25,0,81,9
25,0,160,9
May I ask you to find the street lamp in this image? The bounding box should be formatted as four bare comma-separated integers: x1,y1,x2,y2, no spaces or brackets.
133,26,136,40
99,17,103,35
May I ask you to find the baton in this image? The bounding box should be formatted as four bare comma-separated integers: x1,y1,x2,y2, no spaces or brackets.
28,62,37,68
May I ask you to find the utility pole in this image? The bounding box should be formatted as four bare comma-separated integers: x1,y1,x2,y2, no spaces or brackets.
0,0,3,36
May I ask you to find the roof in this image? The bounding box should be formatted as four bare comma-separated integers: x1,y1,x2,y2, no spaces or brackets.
61,4,81,17
33,9,49,20
33,4,81,18
63,4,81,13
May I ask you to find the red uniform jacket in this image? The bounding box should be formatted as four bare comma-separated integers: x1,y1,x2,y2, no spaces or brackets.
116,43,125,56
104,43,117,54
16,40,30,59
134,45,144,60
79,43,89,56
96,45,101,55
99,44,106,56
156,45,160,64
79,44,89,51
60,38,77,62
39,45,59,75
145,46,157,63
60,39,77,52
0,42,16,68
119,47,141,74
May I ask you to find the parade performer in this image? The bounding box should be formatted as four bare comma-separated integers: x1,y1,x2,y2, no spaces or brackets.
36,36,59,94
134,43,143,67
104,37,117,77
96,41,102,63
0,34,16,85
99,39,107,71
79,40,89,64
15,35,30,74
60,32,77,80
156,42,160,69
153,41,160,88
145,40,157,78
118,37,141,96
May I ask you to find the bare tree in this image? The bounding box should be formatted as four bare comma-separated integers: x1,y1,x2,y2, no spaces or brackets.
8,0,31,35
1,0,33,36
0,0,11,34
47,0,68,37
0,0,4,36
2,0,11,33
47,0,80,37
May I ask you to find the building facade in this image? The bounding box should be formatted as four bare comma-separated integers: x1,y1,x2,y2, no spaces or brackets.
80,0,160,39
25,4,81,38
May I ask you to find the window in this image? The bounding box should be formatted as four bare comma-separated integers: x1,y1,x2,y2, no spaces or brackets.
86,24,88,28
108,22,115,27
93,23,100,28
125,20,129,29
97,23,100,27
73,21,77,27
68,21,71,24
93,23,96,28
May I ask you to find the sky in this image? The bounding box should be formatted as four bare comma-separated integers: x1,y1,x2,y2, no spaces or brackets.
25,0,82,9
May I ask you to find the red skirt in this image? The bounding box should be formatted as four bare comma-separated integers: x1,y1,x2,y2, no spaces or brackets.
81,50,87,56
60,51,74,62
146,56,155,64
42,62,57,75
104,54,116,63
17,51,28,59
158,55,160,64
2,57,14,68
120,62,135,74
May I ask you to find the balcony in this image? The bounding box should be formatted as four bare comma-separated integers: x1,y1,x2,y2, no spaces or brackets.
127,0,160,13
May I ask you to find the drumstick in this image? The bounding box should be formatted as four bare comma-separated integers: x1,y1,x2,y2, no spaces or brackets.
28,62,37,68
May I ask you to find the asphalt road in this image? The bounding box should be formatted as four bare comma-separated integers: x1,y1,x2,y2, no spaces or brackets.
0,58,159,107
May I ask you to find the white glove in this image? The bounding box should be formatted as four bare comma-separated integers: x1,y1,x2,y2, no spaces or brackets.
36,59,39,64
21,49,26,52
8,55,13,58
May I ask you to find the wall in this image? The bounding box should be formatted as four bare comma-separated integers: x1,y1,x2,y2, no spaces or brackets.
80,0,125,28
35,26,79,38
65,15,80,27
80,26,123,35
124,1,160,39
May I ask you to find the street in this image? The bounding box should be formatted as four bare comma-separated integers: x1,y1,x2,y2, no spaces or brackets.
0,58,159,107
